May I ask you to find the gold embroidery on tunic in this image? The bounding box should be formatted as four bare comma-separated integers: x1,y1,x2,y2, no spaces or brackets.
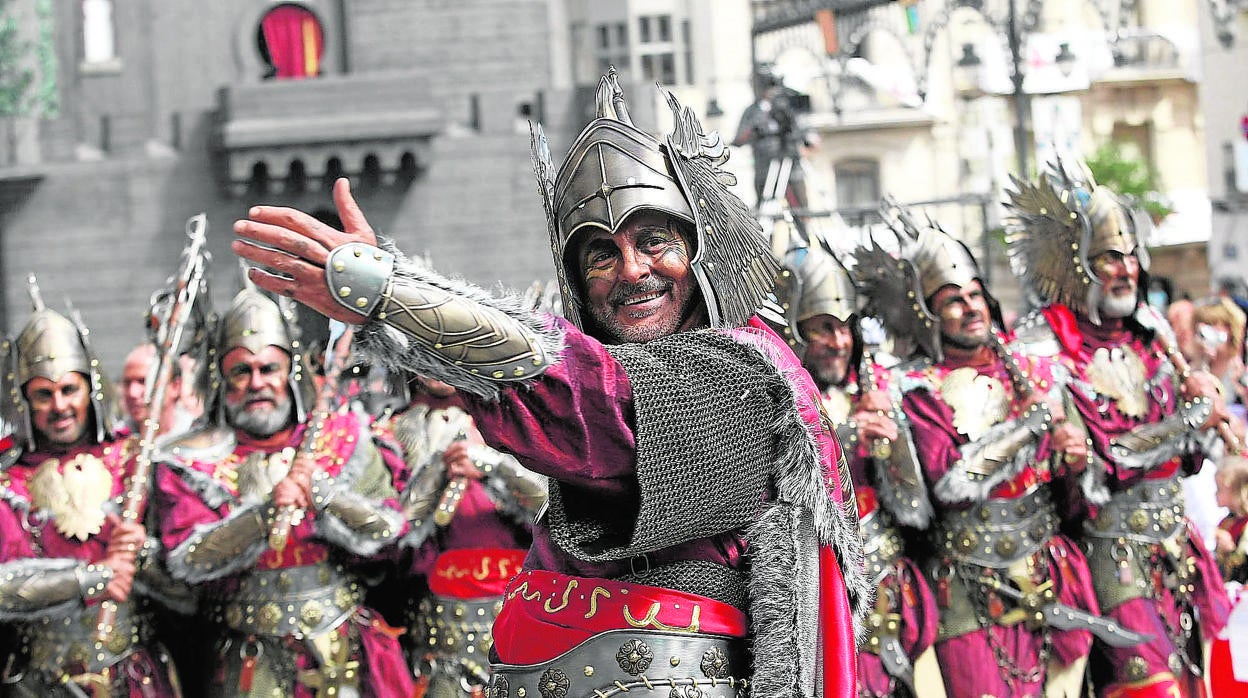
1086,346,1148,418
29,453,112,541
940,367,1008,441
584,587,612,619
623,601,702,633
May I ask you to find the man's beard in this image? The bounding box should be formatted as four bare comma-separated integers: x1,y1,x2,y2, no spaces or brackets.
1099,288,1138,319
805,352,850,390
941,326,988,351
225,390,293,438
589,278,688,344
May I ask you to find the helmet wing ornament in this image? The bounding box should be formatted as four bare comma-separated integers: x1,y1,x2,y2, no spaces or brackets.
1003,172,1100,320
530,122,580,326
662,88,779,327
852,225,938,360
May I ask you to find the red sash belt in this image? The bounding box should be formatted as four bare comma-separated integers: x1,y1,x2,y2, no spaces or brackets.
427,548,527,599
492,569,748,665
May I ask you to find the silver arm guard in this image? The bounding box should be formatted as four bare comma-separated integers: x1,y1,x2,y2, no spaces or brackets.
935,402,1052,504
325,241,561,399
473,444,548,519
0,558,111,621
167,501,269,584
309,438,405,557
1109,396,1215,470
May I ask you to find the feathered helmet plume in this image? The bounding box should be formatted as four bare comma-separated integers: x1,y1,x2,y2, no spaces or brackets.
530,67,778,335
1004,155,1151,325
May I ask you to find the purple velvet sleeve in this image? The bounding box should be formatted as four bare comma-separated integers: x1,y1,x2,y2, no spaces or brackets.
464,318,639,500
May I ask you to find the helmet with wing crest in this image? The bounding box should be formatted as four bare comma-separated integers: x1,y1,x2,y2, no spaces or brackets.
530,67,778,336
1004,155,1152,325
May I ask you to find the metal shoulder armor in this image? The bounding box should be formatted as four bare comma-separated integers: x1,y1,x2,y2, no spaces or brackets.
166,500,269,584
325,241,561,398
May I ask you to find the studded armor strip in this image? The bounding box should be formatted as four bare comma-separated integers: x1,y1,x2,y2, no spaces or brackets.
167,500,269,584
0,558,111,622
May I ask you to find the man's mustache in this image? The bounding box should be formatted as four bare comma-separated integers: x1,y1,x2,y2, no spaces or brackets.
609,279,671,305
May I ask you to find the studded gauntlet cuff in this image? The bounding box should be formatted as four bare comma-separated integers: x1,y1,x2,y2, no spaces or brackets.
473,445,547,516
325,241,560,399
168,502,269,584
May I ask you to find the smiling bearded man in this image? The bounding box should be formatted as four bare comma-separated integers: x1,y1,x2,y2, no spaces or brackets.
231,68,867,698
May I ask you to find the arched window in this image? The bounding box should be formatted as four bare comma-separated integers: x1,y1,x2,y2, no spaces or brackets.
82,0,116,65
257,3,324,80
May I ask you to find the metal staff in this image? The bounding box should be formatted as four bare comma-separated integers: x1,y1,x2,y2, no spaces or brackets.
268,320,355,552
97,213,210,641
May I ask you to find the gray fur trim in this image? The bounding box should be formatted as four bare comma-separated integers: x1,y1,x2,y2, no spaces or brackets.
166,501,269,584
314,496,405,557
761,353,872,648
399,514,438,550
745,504,803,696
351,237,565,400
158,458,235,510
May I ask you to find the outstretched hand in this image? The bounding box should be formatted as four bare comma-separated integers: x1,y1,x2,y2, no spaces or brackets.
232,178,376,323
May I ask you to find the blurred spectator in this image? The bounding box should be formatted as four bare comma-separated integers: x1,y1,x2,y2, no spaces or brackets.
1194,297,1248,409
1215,455,1248,584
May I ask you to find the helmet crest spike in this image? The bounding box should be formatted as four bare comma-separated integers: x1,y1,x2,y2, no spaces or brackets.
27,274,45,313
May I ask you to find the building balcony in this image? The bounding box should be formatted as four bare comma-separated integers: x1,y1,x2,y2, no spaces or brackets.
213,71,444,195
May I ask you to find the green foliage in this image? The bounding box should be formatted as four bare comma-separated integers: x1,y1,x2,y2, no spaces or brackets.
1085,141,1175,222
0,0,34,116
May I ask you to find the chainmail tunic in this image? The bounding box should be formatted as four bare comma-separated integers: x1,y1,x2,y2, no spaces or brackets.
544,329,777,563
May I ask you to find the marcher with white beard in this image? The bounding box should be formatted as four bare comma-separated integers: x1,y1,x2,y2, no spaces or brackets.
153,282,414,697
1006,158,1237,698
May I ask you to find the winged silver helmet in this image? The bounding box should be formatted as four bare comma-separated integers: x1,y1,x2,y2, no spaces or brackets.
531,67,778,335
1004,156,1151,325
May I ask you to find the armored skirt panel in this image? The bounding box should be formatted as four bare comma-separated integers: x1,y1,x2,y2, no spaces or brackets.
199,563,382,698
488,629,746,698
4,598,180,697
923,487,1098,697
1083,471,1231,696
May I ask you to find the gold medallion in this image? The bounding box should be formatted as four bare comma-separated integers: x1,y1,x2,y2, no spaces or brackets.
29,453,113,541
1086,346,1148,418
939,367,1008,441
